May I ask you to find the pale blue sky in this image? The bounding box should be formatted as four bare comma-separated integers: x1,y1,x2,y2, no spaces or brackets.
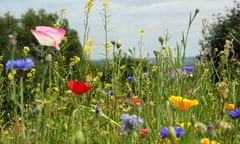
0,0,235,59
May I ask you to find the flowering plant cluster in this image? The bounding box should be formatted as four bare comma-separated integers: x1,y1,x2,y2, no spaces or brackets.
0,1,239,144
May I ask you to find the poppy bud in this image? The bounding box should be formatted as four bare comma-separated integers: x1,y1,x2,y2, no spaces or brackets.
116,40,122,49
73,130,84,144
167,126,176,142
158,35,164,45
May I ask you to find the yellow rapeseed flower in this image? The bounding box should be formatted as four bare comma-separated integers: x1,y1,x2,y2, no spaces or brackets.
169,96,199,111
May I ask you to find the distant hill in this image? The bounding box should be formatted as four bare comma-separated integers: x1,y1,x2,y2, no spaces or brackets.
92,56,195,66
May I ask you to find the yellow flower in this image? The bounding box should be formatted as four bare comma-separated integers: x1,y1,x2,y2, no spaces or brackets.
57,106,67,111
87,39,94,47
151,65,158,72
60,7,66,13
102,1,109,8
120,65,126,70
85,0,94,10
138,28,145,36
84,45,92,56
168,96,199,110
23,46,30,55
201,138,220,144
44,99,53,104
226,104,234,110
104,83,112,89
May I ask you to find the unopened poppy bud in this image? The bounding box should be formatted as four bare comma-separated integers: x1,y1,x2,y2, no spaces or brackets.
207,124,216,138
167,126,176,142
116,40,122,49
159,35,164,45
195,8,200,14
73,130,84,144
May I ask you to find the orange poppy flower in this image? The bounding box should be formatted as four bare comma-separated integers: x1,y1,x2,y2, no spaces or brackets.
169,96,199,110
132,98,141,105
226,104,234,110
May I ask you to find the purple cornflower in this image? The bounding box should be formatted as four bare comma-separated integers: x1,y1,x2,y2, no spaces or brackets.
144,72,150,76
195,55,201,61
6,58,34,71
229,109,240,119
126,76,135,82
120,114,143,133
160,126,184,139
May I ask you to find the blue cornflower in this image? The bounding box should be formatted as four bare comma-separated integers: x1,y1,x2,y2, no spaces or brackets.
120,114,143,133
6,58,34,71
160,127,168,138
160,126,184,139
126,76,135,82
229,109,240,119
182,66,194,73
109,88,113,95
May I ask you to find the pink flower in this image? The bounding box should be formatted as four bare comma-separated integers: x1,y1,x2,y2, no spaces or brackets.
31,26,66,50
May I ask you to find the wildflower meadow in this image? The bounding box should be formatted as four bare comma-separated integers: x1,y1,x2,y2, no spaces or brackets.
1,1,240,144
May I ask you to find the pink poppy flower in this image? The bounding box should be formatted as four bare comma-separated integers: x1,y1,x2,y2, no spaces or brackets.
31,26,66,50
67,81,93,95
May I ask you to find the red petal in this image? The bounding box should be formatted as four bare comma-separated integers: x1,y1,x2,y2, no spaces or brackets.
67,81,92,95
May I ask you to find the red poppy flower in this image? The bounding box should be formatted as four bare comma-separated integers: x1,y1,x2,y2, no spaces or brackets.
67,81,93,95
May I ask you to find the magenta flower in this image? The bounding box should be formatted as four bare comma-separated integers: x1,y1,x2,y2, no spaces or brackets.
31,26,66,50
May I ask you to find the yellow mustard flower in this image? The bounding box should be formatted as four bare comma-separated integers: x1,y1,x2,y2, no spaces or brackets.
84,45,92,56
226,104,234,110
23,46,30,55
60,7,66,13
102,1,109,8
85,0,94,10
87,39,94,47
151,65,158,72
138,28,145,36
169,96,199,111
104,83,112,89
201,138,220,144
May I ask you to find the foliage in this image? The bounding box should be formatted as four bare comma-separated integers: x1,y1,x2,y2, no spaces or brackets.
202,0,240,81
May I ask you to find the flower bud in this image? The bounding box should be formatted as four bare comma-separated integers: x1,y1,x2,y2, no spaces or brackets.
158,35,164,45
73,130,84,144
167,126,176,142
116,40,122,49
207,124,216,138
